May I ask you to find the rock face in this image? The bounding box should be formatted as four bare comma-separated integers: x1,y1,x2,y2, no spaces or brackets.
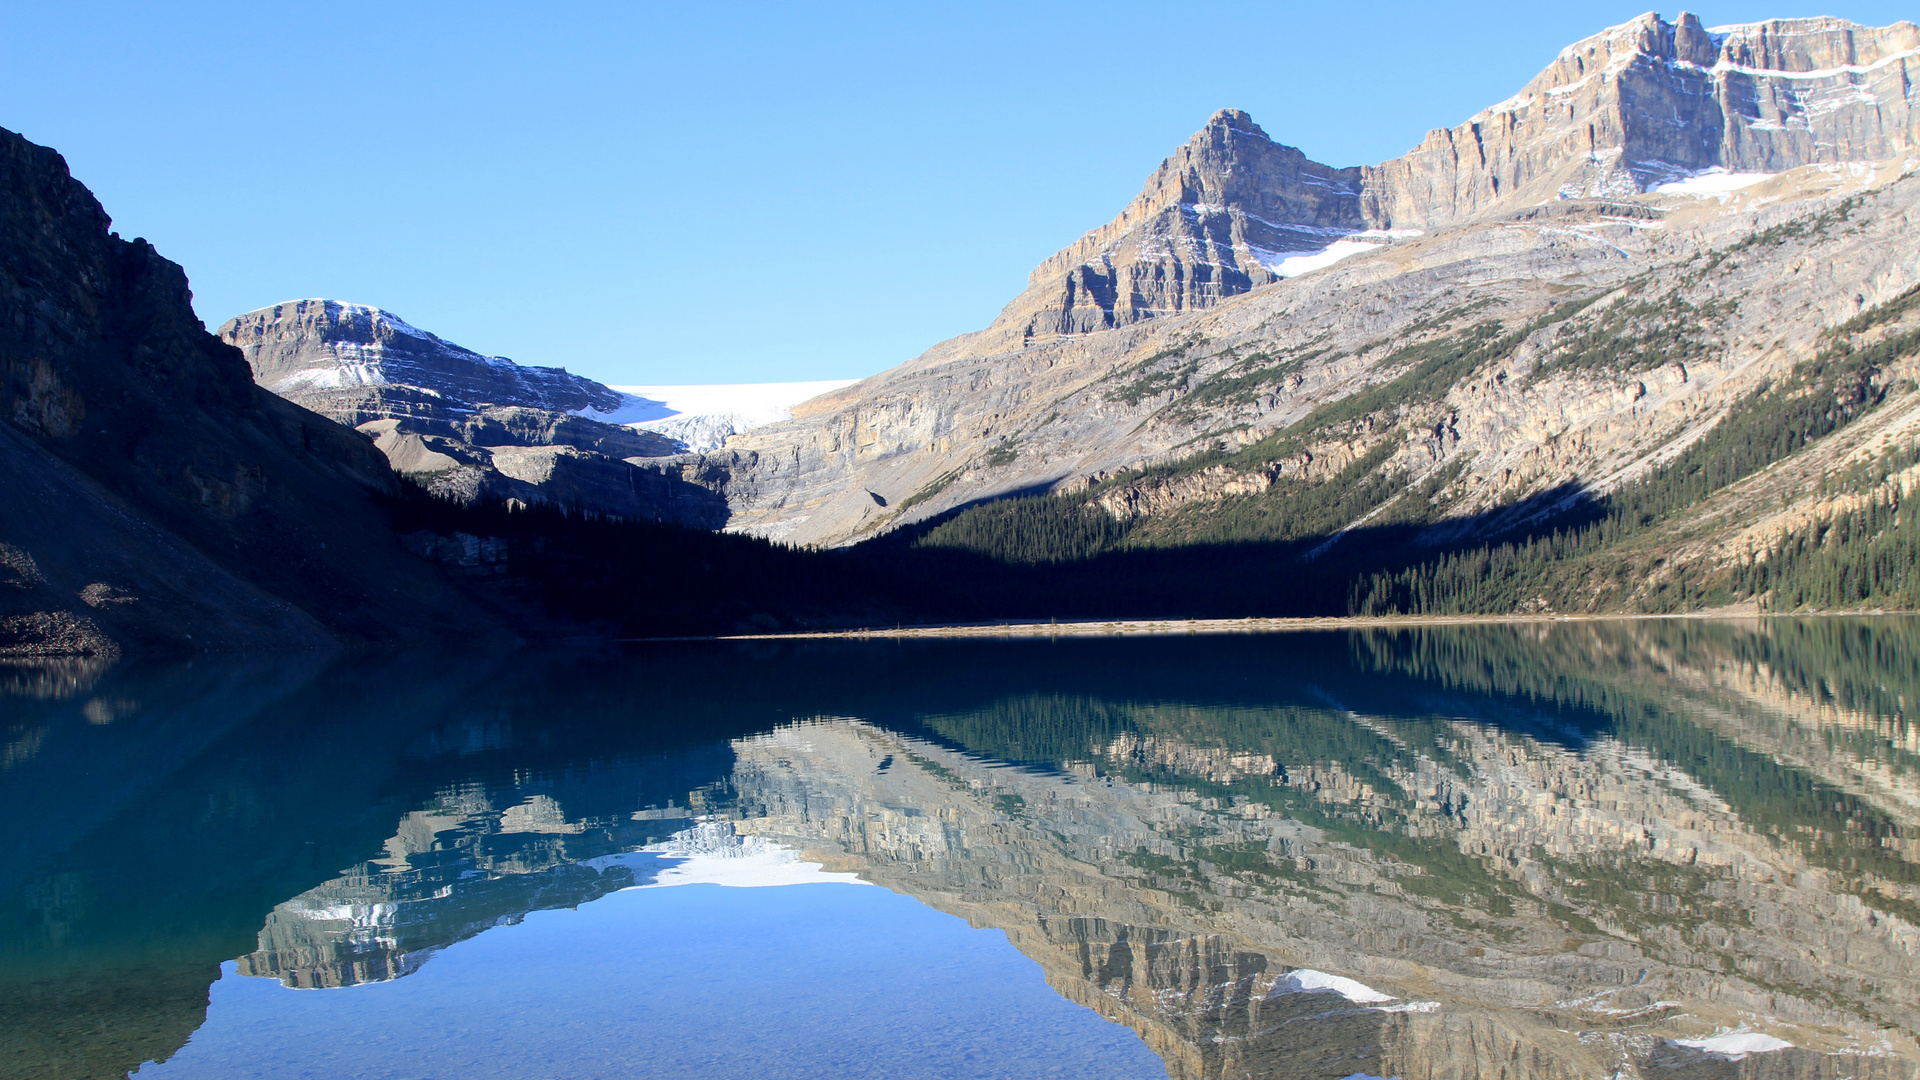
218,300,722,525
995,110,1367,341
0,128,500,655
691,13,1920,548
225,299,623,417
1364,13,1920,226
996,14,1920,343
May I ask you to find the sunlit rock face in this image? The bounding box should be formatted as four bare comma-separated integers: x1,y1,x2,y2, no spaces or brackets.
698,14,1920,548
997,110,1368,340
717,625,1920,1080
1371,14,1920,224
220,300,623,419
216,300,724,524
1001,13,1920,342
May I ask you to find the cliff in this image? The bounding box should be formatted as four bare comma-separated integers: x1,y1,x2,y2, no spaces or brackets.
991,109,1367,341
218,301,723,526
996,13,1920,344
0,128,504,654
1365,14,1920,226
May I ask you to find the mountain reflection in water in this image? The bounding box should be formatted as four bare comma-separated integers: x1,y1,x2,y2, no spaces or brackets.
3,619,1919,1080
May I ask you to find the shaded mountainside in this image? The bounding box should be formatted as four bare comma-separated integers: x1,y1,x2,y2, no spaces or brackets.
0,127,509,655
218,301,722,526
0,129,916,655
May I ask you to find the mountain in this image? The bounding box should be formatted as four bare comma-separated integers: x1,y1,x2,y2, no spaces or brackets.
216,300,732,525
0,127,507,655
987,13,1920,344
675,13,1920,618
995,109,1373,340
227,298,625,415
1366,13,1920,226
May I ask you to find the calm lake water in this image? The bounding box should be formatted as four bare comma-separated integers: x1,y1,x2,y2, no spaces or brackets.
4,619,1919,1080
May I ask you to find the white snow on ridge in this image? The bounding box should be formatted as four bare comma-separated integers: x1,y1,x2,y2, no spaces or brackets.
268,362,388,393
1674,1030,1795,1060
1265,968,1442,1015
1683,46,1920,80
581,378,860,452
1254,230,1421,279
1269,969,1397,1004
260,298,435,341
1653,168,1775,197
1262,241,1383,277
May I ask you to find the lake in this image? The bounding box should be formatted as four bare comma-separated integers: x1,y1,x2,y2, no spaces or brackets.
3,619,1918,1080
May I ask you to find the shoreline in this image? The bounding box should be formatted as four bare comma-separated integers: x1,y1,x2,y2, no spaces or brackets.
641,606,1917,643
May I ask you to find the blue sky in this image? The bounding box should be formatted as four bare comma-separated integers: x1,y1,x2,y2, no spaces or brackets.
3,2,1913,385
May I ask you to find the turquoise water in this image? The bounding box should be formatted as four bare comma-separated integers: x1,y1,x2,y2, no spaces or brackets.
4,620,1920,1080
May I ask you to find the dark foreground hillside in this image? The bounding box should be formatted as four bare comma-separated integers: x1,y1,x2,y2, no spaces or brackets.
0,125,524,656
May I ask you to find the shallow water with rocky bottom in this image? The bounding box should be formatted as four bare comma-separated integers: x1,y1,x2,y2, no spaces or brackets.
4,618,1919,1080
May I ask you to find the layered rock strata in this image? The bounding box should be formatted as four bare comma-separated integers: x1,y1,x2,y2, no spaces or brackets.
218,300,720,524
1000,110,1367,340
1366,13,1920,224
690,14,1920,547
995,14,1920,344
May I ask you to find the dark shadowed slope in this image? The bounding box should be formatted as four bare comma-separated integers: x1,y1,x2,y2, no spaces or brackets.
0,127,507,655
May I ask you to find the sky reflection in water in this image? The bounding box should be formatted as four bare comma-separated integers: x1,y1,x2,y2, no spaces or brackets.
141,882,1162,1080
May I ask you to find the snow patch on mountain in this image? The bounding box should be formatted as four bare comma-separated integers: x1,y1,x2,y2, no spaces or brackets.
1255,231,1422,278
1653,168,1776,198
1269,968,1396,1003
1674,1030,1795,1060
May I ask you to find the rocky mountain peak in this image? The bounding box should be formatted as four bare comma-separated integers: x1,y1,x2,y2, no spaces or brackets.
992,109,1365,341
220,298,624,416
984,13,1920,344
218,299,723,526
1371,12,1920,224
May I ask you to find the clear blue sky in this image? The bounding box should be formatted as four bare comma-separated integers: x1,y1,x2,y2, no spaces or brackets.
2,2,1911,385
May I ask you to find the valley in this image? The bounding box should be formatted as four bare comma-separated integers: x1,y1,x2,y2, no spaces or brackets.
7,13,1920,654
